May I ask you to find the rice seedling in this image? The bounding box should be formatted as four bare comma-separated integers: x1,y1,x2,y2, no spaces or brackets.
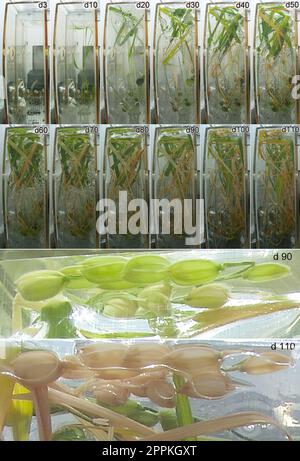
0,343,295,441
205,4,247,123
154,5,197,123
105,5,147,123
103,127,148,248
204,128,247,248
54,5,98,124
105,128,146,200
4,128,46,247
255,128,296,248
71,25,95,107
153,127,196,247
55,128,96,247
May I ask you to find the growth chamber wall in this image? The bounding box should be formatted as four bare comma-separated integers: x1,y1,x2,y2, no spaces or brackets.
2,127,48,248
204,2,249,124
103,3,149,124
53,127,98,248
203,127,249,249
153,3,199,124
53,2,100,124
3,2,49,124
152,126,198,248
253,127,298,249
102,126,149,248
254,3,299,124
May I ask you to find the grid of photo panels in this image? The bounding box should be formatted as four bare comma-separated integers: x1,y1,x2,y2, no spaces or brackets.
0,0,300,443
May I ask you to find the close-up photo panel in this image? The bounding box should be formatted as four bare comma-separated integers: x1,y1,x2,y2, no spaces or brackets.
0,0,299,446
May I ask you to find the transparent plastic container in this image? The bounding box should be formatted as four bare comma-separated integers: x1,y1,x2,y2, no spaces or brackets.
154,3,199,123
152,127,198,248
2,127,48,249
102,126,149,249
203,127,248,249
53,127,98,248
204,2,249,124
253,127,298,249
3,2,49,124
104,3,149,124
254,3,298,124
53,2,99,124
0,338,299,441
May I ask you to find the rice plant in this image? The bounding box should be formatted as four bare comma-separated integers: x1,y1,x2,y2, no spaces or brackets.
105,5,147,123
205,128,247,248
6,128,46,244
155,6,196,123
56,128,96,244
255,129,296,248
206,5,246,123
255,4,296,122
103,127,148,248
154,127,196,247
